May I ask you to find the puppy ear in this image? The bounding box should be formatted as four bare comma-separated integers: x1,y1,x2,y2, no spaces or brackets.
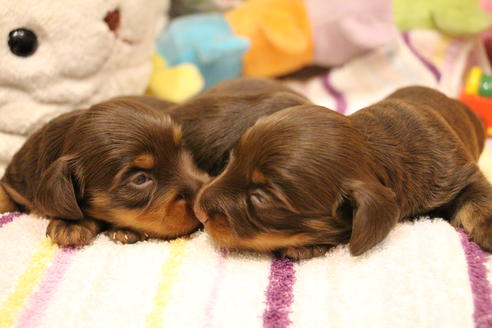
34,156,84,220
346,180,400,256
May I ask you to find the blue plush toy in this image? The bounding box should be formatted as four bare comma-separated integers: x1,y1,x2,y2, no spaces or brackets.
156,13,249,89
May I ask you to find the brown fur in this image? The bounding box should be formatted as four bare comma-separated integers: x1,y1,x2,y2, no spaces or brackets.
0,96,208,246
170,78,310,176
0,184,16,213
194,86,490,259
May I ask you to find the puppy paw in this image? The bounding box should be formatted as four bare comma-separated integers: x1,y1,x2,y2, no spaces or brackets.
276,245,331,260
46,218,102,247
106,228,148,244
468,219,492,252
0,184,16,213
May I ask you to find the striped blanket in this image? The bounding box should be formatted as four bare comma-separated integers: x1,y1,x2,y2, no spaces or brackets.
1,211,492,328
2,29,492,328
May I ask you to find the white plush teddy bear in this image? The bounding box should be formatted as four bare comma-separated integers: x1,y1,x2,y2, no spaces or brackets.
0,0,169,175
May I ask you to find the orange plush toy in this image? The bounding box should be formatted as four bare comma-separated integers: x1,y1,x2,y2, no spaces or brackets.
225,0,314,77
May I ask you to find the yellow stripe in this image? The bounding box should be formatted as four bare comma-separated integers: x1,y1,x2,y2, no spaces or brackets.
0,238,57,328
146,238,188,328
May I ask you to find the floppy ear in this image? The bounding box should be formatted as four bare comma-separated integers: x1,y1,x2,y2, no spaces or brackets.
346,180,400,256
34,156,84,220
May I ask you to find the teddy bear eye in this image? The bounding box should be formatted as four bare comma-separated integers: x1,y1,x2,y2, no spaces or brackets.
8,28,38,57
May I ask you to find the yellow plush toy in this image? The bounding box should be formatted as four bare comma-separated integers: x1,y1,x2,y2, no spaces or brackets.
146,54,204,103
225,0,313,77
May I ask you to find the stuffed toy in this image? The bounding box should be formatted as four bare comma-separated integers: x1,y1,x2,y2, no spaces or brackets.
225,0,314,77
394,0,492,36
460,66,492,137
157,13,249,89
157,0,398,83
484,0,492,14
146,54,204,103
169,0,243,17
0,0,168,176
306,0,397,68
158,0,492,89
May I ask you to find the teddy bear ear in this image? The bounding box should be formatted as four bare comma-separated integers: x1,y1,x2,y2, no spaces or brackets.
260,12,309,54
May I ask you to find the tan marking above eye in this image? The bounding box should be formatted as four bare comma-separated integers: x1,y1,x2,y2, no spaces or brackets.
132,154,155,169
251,169,267,184
172,125,183,145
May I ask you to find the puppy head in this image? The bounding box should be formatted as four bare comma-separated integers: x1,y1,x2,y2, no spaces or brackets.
35,98,208,239
194,105,400,256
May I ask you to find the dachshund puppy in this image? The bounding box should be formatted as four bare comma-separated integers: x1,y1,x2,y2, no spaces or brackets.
193,86,490,260
170,78,311,176
0,96,207,246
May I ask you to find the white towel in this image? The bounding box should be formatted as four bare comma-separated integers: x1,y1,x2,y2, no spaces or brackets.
0,213,491,328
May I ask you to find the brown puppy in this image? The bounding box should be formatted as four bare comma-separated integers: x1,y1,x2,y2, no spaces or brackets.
0,96,207,246
193,86,490,259
170,78,311,176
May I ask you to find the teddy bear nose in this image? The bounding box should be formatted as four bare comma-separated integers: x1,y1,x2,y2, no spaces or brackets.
8,28,38,57
104,9,120,32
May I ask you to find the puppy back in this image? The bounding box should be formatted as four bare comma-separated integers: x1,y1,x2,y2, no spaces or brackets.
349,86,486,216
386,86,485,159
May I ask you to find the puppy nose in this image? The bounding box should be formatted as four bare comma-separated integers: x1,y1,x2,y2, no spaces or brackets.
193,201,209,224
193,186,216,224
8,28,38,57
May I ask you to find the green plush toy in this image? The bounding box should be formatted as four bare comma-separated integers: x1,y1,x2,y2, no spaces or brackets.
394,0,492,36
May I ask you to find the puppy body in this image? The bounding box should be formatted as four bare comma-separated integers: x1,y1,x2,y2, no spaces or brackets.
1,96,207,246
350,87,485,219
171,78,311,176
194,86,490,259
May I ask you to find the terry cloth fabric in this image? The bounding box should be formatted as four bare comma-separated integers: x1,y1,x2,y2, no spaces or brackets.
0,0,168,177
1,210,492,328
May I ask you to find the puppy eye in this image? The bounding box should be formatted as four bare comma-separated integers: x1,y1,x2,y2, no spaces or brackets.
250,190,269,206
130,172,153,188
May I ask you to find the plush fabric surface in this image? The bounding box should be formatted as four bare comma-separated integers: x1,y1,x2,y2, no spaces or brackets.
285,30,489,112
0,0,168,176
1,211,492,328
225,0,313,78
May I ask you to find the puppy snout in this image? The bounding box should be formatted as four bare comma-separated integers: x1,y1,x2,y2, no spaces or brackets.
193,202,209,224
193,189,218,224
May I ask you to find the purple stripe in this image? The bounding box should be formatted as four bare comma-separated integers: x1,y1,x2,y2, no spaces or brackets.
402,32,441,82
457,228,492,327
16,247,76,328
0,212,22,228
262,258,296,328
321,71,347,114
